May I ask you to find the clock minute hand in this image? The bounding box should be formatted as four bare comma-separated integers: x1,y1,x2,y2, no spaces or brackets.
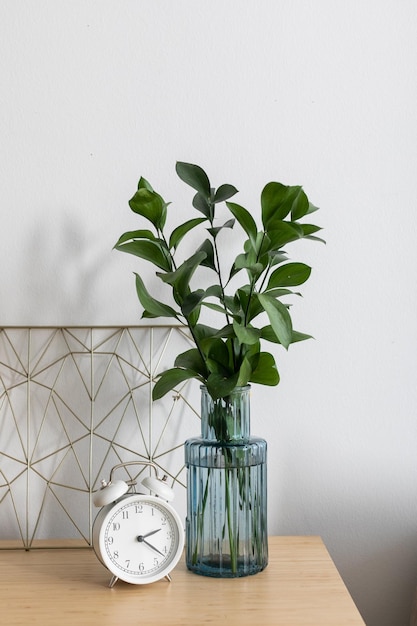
142,538,165,558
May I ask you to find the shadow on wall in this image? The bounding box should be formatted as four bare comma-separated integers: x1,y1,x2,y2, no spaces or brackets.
270,430,417,626
11,211,115,325
320,488,417,626
339,531,417,626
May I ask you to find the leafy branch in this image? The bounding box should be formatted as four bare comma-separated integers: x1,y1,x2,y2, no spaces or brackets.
115,162,324,401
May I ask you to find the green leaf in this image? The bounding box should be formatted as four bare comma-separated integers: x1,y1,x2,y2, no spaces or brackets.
197,239,216,270
152,368,199,400
174,348,207,377
237,287,264,323
214,184,238,203
206,358,230,377
260,325,313,344
206,373,239,400
194,323,234,341
266,262,311,289
115,239,172,271
269,251,288,267
181,289,205,316
291,330,314,343
236,357,253,387
267,221,303,249
157,251,207,298
203,338,231,374
291,330,313,343
226,202,258,248
263,288,300,298
257,293,293,349
249,352,279,385
114,229,157,246
298,223,326,244
141,310,159,319
305,234,326,244
205,284,223,299
193,324,221,341
233,320,261,345
201,301,229,315
176,162,211,196
192,193,211,219
169,218,206,250
187,305,201,328
223,294,239,315
207,337,230,364
290,188,309,220
227,263,242,282
234,253,263,276
307,201,320,214
207,219,235,239
261,183,300,226
134,273,179,319
300,224,322,237
181,284,222,317
137,177,154,191
129,188,167,229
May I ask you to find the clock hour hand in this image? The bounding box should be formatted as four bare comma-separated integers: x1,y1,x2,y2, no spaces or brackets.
142,528,161,539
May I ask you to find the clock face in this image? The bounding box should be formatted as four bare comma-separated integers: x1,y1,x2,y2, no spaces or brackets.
94,494,184,584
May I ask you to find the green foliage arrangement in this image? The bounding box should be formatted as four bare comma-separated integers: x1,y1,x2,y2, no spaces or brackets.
115,162,323,401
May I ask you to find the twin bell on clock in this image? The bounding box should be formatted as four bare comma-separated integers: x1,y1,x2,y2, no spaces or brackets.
92,461,184,587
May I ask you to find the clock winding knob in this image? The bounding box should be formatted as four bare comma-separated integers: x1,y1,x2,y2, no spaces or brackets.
93,479,129,507
141,475,175,501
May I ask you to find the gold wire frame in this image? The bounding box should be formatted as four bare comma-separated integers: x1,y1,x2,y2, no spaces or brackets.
0,326,200,549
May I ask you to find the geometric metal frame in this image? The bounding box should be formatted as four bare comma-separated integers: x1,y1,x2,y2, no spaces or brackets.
0,326,200,549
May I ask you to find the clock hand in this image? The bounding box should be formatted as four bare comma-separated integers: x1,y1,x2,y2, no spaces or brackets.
141,538,166,558
136,530,165,557
142,528,161,539
136,528,161,543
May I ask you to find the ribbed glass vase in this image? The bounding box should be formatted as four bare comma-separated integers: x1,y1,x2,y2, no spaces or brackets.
185,385,268,577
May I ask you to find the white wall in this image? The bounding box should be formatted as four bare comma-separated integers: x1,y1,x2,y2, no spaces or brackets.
1,1,417,623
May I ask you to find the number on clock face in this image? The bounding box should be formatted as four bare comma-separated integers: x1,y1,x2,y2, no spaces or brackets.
104,499,177,576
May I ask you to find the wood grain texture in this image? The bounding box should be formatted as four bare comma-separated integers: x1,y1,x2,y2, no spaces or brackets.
0,536,365,625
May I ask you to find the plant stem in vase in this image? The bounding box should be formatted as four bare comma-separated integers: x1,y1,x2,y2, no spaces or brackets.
185,385,267,577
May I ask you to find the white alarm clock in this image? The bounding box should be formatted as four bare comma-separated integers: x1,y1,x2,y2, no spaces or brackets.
92,461,184,587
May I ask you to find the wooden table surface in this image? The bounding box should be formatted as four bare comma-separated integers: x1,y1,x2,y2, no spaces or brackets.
0,536,365,625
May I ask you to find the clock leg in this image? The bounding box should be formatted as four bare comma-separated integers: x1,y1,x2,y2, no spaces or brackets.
164,574,172,582
109,575,119,588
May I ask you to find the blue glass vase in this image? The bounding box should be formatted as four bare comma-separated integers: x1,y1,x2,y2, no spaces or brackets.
185,385,268,577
